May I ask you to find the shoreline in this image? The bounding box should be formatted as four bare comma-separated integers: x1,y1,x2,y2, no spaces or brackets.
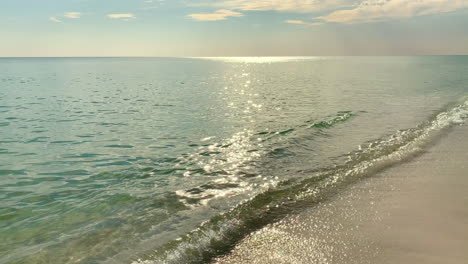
215,123,468,264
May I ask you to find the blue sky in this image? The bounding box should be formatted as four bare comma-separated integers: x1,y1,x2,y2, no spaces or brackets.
1,0,468,56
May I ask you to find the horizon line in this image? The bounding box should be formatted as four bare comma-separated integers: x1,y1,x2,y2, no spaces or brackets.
1,55,468,59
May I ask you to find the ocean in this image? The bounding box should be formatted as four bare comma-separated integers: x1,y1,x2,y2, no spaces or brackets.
1,56,467,264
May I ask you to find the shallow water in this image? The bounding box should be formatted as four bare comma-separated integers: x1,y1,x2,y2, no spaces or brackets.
1,56,467,263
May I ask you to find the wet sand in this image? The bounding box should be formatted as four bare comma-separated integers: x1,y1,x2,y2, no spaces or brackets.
215,124,468,264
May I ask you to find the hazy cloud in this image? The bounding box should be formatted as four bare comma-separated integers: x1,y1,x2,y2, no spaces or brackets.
318,0,468,24
64,12,81,19
49,12,81,23
188,9,243,21
203,0,356,13
49,17,62,23
286,19,307,25
201,0,468,25
107,13,136,20
285,19,324,26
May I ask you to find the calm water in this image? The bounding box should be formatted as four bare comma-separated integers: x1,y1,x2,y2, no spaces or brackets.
1,57,467,264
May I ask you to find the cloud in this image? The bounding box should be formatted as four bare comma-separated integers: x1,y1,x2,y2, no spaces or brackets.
107,13,136,19
188,9,243,21
285,19,324,26
64,12,81,19
286,19,307,25
49,12,81,23
317,0,468,24
202,0,356,13
49,17,62,23
197,0,468,24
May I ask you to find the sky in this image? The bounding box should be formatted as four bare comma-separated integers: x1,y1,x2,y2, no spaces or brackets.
1,0,468,57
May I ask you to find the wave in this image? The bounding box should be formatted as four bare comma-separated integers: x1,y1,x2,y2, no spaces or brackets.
133,98,468,264
174,111,355,208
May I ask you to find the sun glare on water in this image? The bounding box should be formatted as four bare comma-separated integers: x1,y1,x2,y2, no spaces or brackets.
195,57,321,63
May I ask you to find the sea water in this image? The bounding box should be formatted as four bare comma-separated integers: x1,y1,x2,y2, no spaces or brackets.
1,56,467,264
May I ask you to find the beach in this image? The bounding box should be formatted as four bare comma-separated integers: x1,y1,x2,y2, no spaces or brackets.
215,123,468,264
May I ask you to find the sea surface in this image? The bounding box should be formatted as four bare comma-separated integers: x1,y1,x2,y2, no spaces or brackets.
0,56,467,264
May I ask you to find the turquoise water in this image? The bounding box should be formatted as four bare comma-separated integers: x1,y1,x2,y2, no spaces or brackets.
1,57,467,263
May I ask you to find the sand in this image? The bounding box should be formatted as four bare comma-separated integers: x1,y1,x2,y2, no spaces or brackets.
215,123,468,264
